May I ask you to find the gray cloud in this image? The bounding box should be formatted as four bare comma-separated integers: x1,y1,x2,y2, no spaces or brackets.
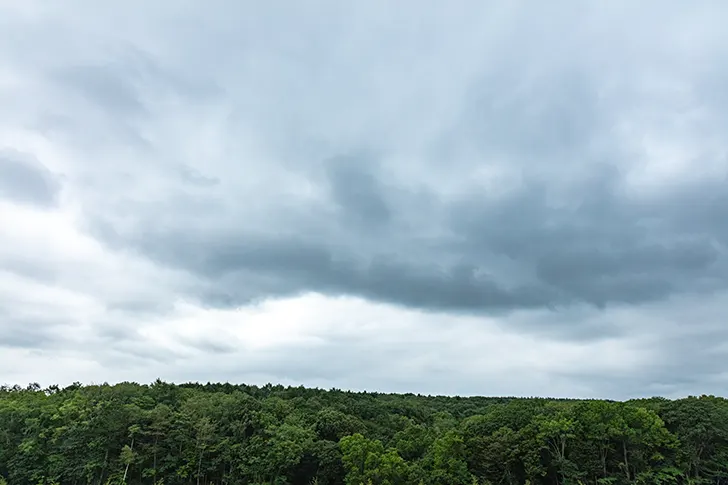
326,155,392,228
451,174,728,308
0,319,60,350
81,157,728,314
53,64,146,116
1,0,728,398
0,150,61,207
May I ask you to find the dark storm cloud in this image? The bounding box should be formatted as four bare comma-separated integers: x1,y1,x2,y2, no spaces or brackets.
83,154,728,315
0,150,61,207
325,155,392,228
55,2,727,317
88,220,564,313
450,173,728,308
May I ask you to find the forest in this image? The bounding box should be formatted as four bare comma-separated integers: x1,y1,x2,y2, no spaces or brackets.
1,381,727,485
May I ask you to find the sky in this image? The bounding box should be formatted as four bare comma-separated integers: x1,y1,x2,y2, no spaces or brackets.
1,1,728,400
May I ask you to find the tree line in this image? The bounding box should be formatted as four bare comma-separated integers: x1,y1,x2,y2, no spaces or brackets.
1,380,727,485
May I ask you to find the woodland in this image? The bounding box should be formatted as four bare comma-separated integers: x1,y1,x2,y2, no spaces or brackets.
1,381,727,485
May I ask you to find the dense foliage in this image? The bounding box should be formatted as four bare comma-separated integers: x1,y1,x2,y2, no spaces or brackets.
1,381,727,485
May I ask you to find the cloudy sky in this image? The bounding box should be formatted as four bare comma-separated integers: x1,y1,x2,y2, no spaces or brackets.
1,1,728,400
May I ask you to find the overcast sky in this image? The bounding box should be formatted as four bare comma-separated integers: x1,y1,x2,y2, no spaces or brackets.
1,1,728,399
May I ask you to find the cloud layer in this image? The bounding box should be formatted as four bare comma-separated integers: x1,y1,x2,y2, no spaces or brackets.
1,1,728,399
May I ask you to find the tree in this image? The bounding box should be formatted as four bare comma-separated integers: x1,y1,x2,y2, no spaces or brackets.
1,381,727,485
661,396,728,482
339,433,406,485
425,430,473,485
537,410,578,485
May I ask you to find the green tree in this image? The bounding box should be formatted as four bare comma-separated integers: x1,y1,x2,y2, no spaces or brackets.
425,430,473,485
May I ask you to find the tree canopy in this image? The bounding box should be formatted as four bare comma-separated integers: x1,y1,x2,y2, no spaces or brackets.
1,381,726,485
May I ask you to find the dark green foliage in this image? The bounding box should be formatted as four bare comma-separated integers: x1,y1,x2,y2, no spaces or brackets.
0,382,726,484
